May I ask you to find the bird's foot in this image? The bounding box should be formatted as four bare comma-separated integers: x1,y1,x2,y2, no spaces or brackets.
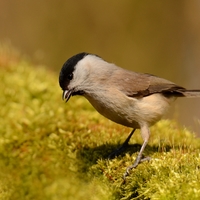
122,156,151,182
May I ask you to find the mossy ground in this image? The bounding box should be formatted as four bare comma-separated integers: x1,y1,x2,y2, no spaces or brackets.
1,50,200,200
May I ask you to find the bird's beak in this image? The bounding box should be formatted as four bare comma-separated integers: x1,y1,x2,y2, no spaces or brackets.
62,90,72,102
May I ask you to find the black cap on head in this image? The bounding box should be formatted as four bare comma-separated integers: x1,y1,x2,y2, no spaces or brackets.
59,52,89,90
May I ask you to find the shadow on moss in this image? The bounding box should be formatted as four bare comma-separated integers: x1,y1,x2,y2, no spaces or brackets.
76,142,173,174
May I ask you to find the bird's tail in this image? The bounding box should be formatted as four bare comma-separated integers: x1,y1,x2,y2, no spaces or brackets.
182,90,200,97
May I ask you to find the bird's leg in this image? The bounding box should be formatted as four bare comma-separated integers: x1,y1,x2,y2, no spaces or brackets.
123,125,151,180
108,129,136,159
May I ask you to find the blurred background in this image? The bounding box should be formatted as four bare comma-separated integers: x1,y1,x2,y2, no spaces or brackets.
0,0,200,135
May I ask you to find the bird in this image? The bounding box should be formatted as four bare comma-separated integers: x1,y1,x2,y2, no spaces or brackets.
59,52,200,180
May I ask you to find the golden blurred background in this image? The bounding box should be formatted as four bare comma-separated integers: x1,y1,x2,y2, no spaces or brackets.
1,0,200,135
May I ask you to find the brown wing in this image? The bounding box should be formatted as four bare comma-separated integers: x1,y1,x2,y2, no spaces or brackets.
110,69,186,98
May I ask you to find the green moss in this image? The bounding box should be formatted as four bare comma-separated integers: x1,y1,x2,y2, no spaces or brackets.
0,52,200,200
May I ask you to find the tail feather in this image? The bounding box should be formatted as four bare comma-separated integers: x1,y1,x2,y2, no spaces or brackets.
182,90,200,97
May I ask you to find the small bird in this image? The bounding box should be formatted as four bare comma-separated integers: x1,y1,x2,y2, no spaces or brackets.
59,52,200,180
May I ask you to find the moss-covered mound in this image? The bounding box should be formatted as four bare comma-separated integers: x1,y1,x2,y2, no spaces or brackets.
1,52,200,200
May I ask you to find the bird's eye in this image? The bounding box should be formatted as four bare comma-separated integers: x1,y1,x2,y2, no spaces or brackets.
67,73,73,80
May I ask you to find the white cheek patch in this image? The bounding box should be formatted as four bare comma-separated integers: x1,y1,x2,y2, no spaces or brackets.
70,56,94,89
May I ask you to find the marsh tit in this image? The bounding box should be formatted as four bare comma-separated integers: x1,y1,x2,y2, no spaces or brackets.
59,52,200,180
